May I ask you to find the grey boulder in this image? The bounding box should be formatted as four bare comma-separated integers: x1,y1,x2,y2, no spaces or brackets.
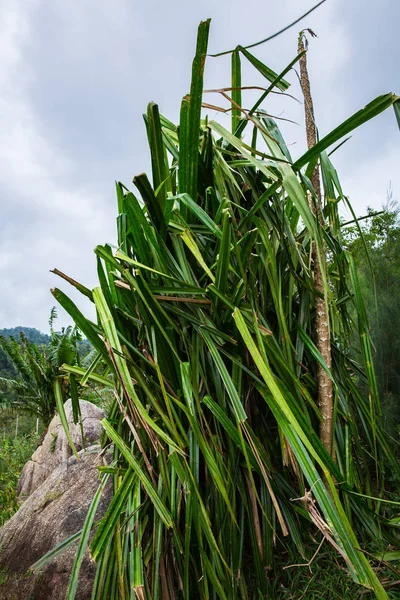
18,399,105,499
0,446,111,600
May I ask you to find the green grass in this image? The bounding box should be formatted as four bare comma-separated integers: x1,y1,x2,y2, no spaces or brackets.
0,409,41,439
273,544,400,599
0,429,40,525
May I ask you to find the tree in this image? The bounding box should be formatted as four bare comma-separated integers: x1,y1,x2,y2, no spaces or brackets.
0,327,50,381
0,310,85,426
345,191,400,436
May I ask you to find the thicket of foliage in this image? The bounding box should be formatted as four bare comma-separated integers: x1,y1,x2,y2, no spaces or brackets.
0,311,89,426
0,317,99,533
0,327,49,382
0,431,40,526
0,323,91,378
345,195,400,441
34,19,400,600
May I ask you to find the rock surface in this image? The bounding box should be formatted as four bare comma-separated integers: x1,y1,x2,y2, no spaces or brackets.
18,399,105,498
0,445,111,600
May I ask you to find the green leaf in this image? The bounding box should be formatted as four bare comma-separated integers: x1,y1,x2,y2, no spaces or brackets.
90,469,136,561
54,379,79,460
180,229,216,283
178,19,211,201
174,193,222,239
393,98,400,129
146,102,169,215
201,329,247,422
31,529,84,574
51,288,112,369
62,364,112,388
68,475,110,599
294,93,400,173
232,308,388,594
92,286,182,452
231,49,242,134
239,47,290,90
102,419,173,528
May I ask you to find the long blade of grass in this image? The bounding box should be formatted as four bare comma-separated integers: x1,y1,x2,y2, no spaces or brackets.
67,475,110,599
54,378,79,460
102,419,173,528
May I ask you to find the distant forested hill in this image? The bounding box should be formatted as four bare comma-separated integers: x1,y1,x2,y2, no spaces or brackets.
0,327,50,378
0,327,50,345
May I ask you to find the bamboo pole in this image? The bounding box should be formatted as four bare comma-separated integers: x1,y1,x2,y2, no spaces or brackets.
298,32,334,456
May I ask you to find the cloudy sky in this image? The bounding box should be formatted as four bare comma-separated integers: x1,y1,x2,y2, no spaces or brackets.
1,0,399,332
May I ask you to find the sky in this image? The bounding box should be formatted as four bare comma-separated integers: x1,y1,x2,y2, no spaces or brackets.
1,0,399,332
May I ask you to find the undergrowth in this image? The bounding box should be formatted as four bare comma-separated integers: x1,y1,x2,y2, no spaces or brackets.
273,543,400,599
0,432,40,526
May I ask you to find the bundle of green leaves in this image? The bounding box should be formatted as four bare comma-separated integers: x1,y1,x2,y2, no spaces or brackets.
35,19,400,600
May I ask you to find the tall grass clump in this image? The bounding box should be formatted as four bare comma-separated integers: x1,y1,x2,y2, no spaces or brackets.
39,17,400,599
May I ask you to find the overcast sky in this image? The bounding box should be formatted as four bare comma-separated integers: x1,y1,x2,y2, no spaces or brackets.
1,0,399,332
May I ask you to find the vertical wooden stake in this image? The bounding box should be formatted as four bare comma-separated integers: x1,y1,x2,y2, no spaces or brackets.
298,32,334,457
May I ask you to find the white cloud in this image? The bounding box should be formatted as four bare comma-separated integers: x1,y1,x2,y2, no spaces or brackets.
0,0,114,330
339,141,400,216
0,0,398,332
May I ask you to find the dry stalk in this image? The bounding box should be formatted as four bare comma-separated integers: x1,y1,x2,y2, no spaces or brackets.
298,32,334,457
